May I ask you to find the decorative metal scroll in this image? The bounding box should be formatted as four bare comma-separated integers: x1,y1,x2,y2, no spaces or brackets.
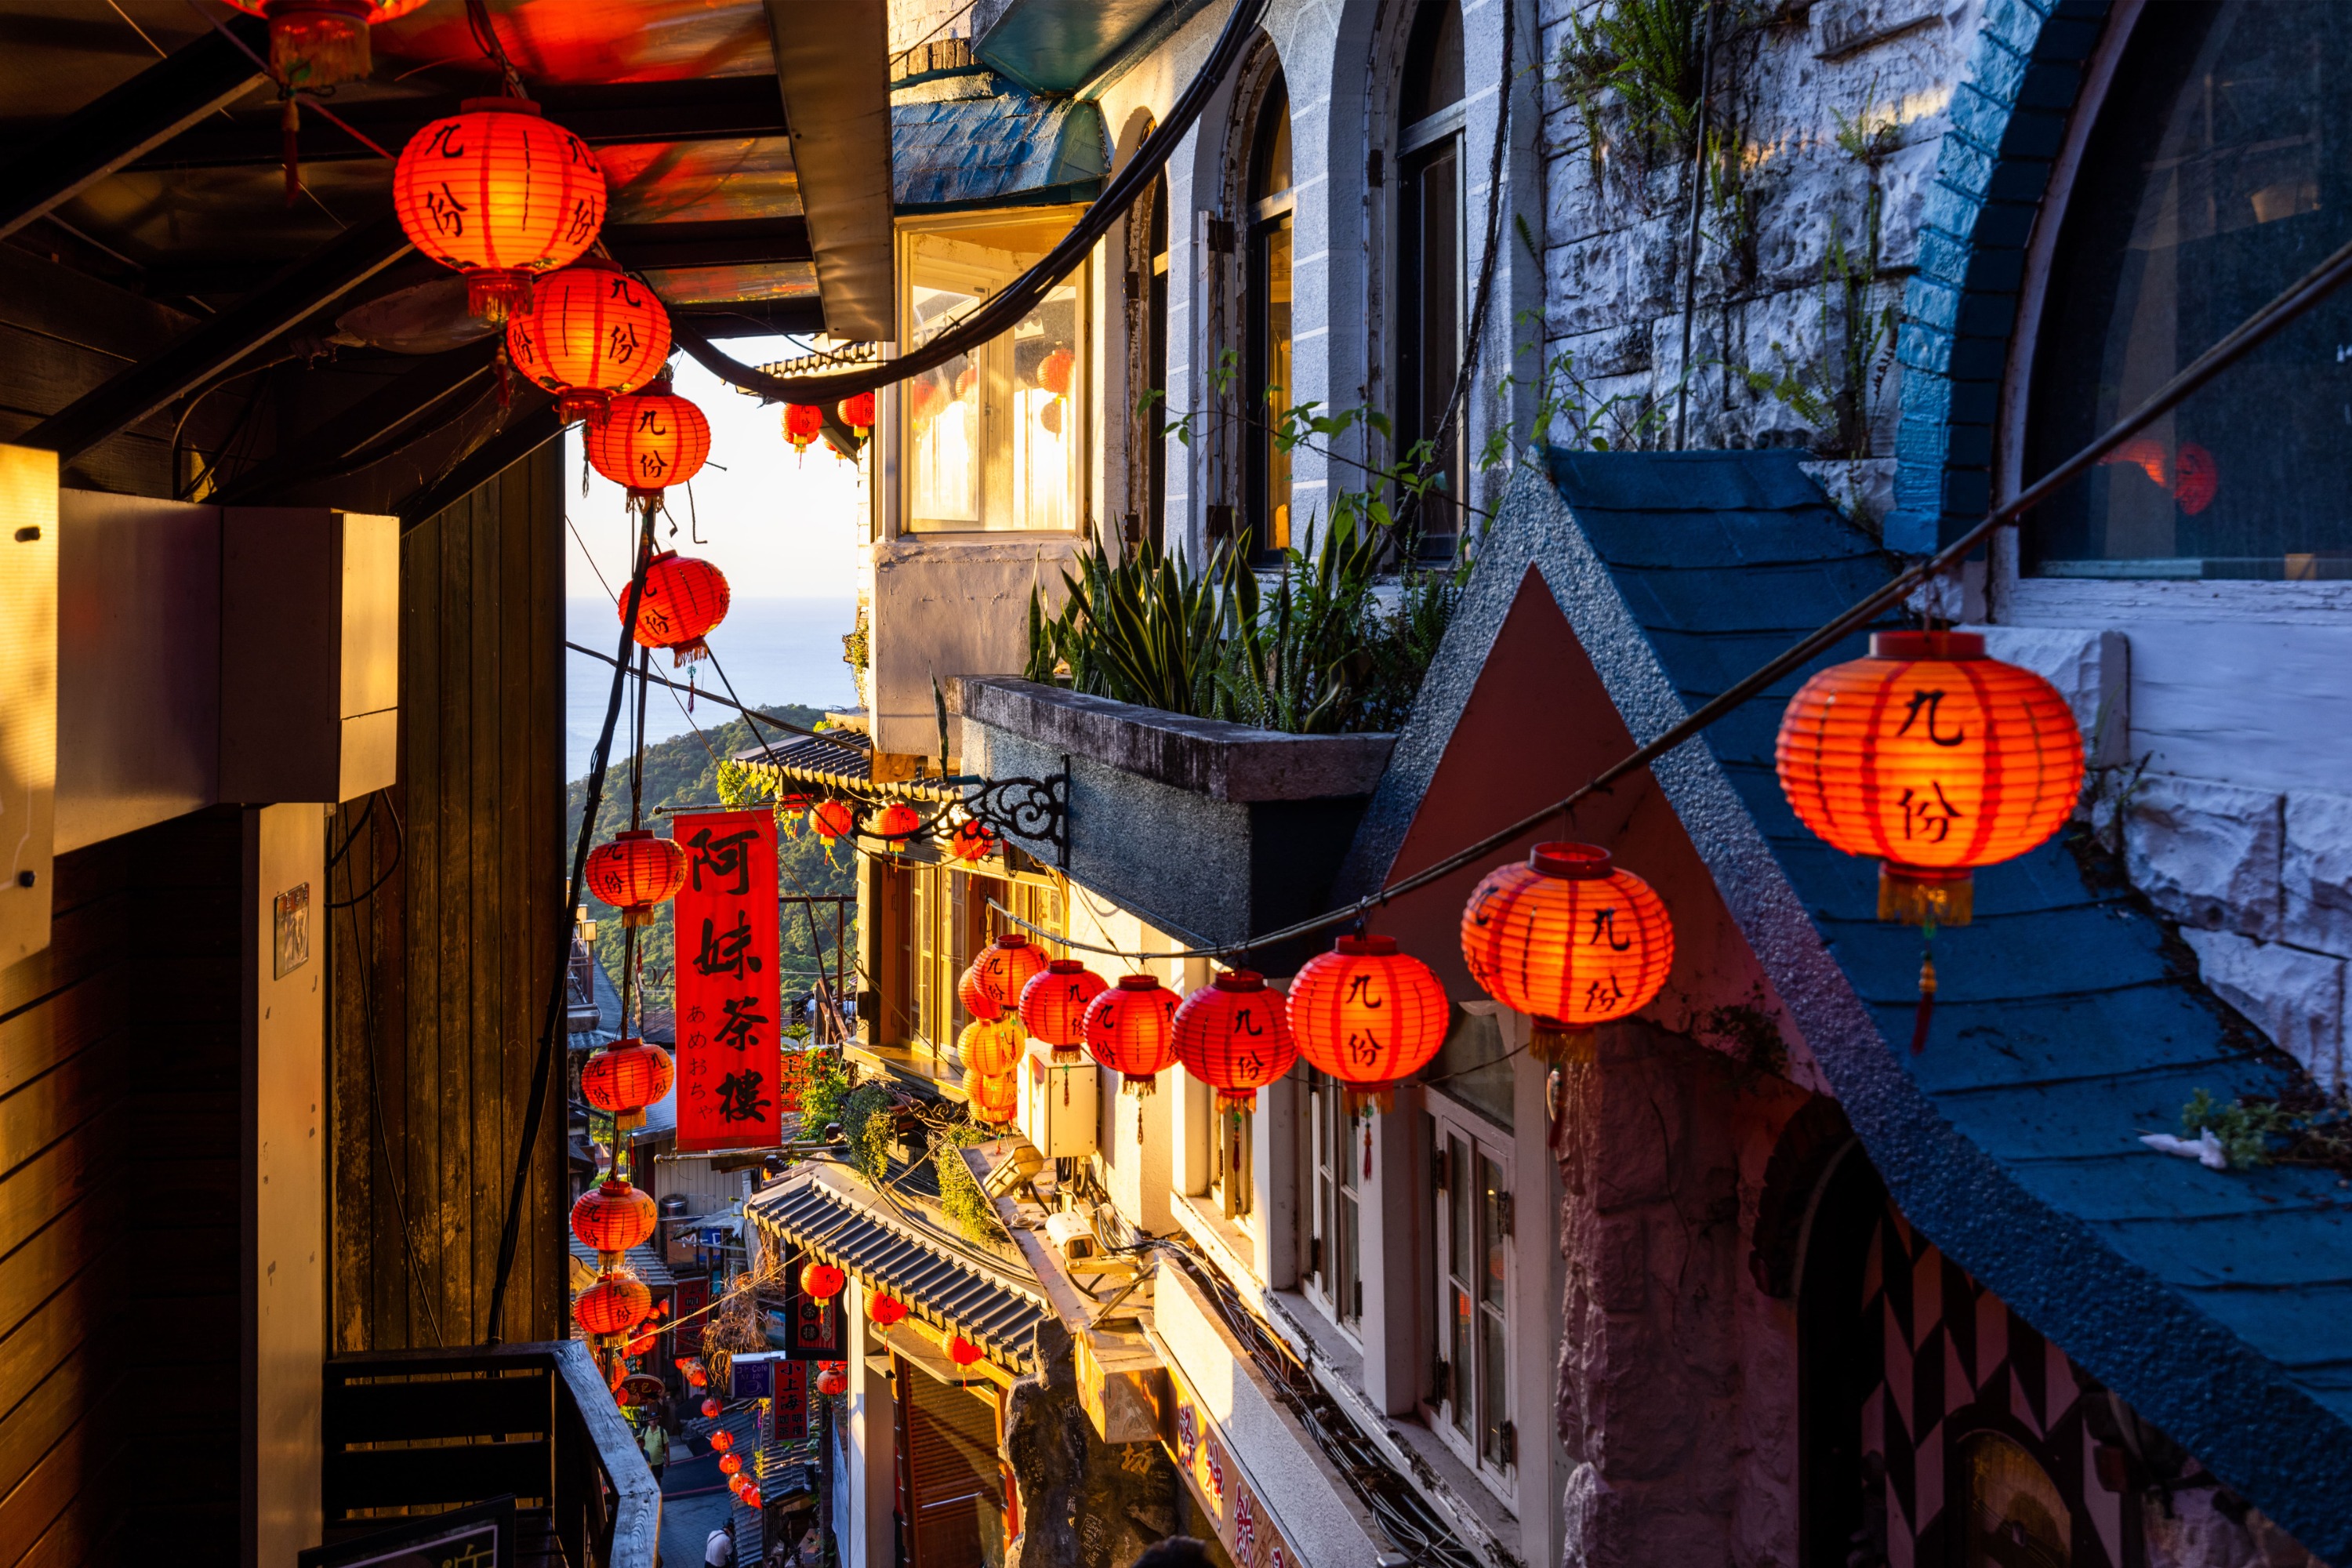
959,774,1065,855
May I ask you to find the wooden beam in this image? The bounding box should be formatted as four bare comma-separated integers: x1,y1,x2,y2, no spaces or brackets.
0,13,269,241
18,211,412,463
395,401,561,531
209,343,499,505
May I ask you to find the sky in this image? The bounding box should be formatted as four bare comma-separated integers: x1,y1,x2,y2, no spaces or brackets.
562,335,866,604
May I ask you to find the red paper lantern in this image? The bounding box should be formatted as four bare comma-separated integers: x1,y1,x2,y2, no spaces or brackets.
783,403,822,455
710,1428,734,1454
840,392,875,437
688,1365,708,1387
1287,935,1450,1108
1172,971,1298,1113
1020,959,1107,1063
910,376,947,428
1038,347,1074,397
1461,843,1674,1065
229,0,432,91
586,372,711,499
570,1176,656,1255
720,1453,743,1476
949,1337,984,1367
574,1270,652,1337
812,800,858,841
728,1473,747,1497
971,933,1048,1011
1776,630,2083,926
957,964,1003,1022
506,257,672,425
742,1484,764,1510
585,829,686,927
815,1366,848,1396
582,1040,674,1115
968,1069,1018,1124
701,1396,722,1418
800,1261,845,1299
626,551,730,659
1083,975,1180,1094
948,819,993,863
875,802,924,841
868,1291,909,1327
958,1017,1023,1079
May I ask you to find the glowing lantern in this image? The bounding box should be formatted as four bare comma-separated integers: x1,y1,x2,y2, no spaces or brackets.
701,1397,722,1419
910,376,947,429
949,1337,984,1367
582,1040,674,1116
728,1473,747,1497
968,1070,1018,1124
1039,347,1074,397
971,933,1048,1012
586,372,711,500
811,800,858,842
1287,935,1450,1109
1461,843,1674,1064
800,1261,845,1299
720,1453,743,1476
1775,630,2083,926
687,1365,708,1388
868,1292,909,1327
875,802,924,841
742,1485,764,1510
949,819,993,863
506,257,671,425
1020,959,1107,1064
783,403,822,456
839,392,875,437
1082,975,1179,1094
957,965,1003,1023
710,1429,734,1454
815,1366,848,1396
626,551,730,660
570,1176,657,1256
392,99,604,323
230,0,431,93
573,1270,652,1337
1172,971,1298,1113
958,1017,1024,1080
585,829,686,927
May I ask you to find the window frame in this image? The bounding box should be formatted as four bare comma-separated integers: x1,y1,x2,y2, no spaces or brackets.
1241,74,1294,565
1301,1071,1363,1332
1428,1097,1516,1502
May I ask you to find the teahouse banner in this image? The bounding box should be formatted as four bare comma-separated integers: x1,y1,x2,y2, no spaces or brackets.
673,809,782,1152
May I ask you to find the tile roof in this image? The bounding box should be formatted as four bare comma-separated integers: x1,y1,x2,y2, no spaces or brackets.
891,89,1107,212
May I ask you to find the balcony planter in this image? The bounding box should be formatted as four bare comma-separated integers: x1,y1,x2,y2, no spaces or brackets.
957,678,1394,970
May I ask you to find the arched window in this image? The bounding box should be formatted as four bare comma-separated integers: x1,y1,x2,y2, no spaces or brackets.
1245,71,1294,562
1149,175,1170,550
2028,3,2351,579
1397,0,1465,559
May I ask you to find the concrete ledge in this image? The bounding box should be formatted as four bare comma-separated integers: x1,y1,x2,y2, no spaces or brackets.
960,677,1395,803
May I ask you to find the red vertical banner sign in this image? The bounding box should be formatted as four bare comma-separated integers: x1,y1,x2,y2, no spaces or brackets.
673,809,782,1152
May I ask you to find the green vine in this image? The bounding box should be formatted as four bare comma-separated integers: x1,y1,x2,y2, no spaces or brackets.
931,1118,1004,1243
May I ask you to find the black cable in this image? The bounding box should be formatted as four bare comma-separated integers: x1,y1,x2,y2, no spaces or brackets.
329,786,405,909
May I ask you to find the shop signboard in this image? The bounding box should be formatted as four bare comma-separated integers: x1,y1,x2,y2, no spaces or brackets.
673,809,782,1152
1160,1350,1303,1568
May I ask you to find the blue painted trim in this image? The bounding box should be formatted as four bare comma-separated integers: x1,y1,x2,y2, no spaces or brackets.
1886,0,2114,556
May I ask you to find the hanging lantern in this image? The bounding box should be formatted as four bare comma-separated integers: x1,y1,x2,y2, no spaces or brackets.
583,1040,675,1117
1019,959,1107,1064
742,1484,764,1510
710,1428,735,1454
1039,347,1074,397
1287,935,1450,1111
584,829,687,928
968,1069,1018,1124
800,1261,845,1299
506,257,672,425
727,1474,748,1498
971,933,1049,1012
1776,630,2083,926
957,965,1004,1023
1082,975,1180,1094
586,371,711,500
392,97,605,321
223,0,430,89
957,1017,1023,1079
1461,842,1674,1065
775,793,815,839
701,1396,722,1419
868,1291,909,1327
811,800,858,842
720,1452,744,1477
687,1364,708,1387
948,1337,984,1367
626,551,731,660
570,1175,657,1256
875,802,924,841
815,1366,848,1396
574,1270,652,1337
839,392,875,437
910,376,947,430
948,819,993,864
783,403,822,456
1172,971,1298,1113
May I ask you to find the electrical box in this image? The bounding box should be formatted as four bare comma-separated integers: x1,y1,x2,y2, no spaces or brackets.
1019,1041,1098,1160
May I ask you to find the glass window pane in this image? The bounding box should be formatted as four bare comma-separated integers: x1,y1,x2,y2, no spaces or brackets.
1480,1155,1507,1311
909,278,981,527
1012,282,1080,531
1447,1134,1470,1283
1479,1306,1507,1466
1262,216,1293,554
1339,1189,1359,1322
1449,1287,1472,1438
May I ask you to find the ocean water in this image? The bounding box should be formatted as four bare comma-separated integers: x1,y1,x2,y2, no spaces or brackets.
566,596,858,779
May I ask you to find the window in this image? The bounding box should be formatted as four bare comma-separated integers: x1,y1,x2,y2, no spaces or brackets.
1210,1098,1254,1221
1431,1112,1512,1481
1148,177,1171,550
894,862,1060,1072
2028,2,2352,578
1396,0,1466,561
1245,74,1295,563
1305,1073,1362,1326
901,220,1087,533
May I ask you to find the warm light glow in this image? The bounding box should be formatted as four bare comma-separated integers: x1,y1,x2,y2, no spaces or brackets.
1083,975,1180,1094
391,96,604,319
626,552,730,656
585,829,686,916
1461,843,1675,1062
971,934,1048,1011
585,373,711,499
1019,959,1107,1058
958,1016,1024,1078
506,259,671,424
581,1040,675,1115
573,1269,652,1336
570,1177,656,1254
1287,935,1450,1102
1172,971,1298,1113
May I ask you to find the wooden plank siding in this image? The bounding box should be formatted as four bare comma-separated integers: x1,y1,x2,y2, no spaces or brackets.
328,441,566,1352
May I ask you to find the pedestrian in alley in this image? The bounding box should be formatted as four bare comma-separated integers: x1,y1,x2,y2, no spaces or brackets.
640,1417,668,1485
704,1526,735,1568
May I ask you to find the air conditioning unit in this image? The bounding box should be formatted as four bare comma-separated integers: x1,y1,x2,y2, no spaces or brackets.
1018,1041,1098,1159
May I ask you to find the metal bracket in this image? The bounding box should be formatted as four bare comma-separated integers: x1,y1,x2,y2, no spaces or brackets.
956,769,1067,862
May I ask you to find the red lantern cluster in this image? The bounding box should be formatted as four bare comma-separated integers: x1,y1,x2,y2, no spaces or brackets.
958,966,1003,1023
1083,975,1180,1094
586,371,711,500
1173,971,1297,1113
570,1176,656,1256
582,1039,674,1116
970,934,1048,1012
507,256,672,425
958,1017,1023,1079
742,1483,765,1509
1020,959,1107,1063
574,1269,652,1338
1461,843,1674,1064
1287,935,1450,1109
967,1066,1018,1125
585,829,686,928
800,1261,845,1299
627,551,730,660
868,1291,909,1327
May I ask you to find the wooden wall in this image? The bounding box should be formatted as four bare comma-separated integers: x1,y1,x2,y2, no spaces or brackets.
328,442,567,1351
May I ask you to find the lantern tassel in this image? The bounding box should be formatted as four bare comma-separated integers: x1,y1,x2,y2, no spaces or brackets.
281,95,301,209
1910,949,1937,1054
